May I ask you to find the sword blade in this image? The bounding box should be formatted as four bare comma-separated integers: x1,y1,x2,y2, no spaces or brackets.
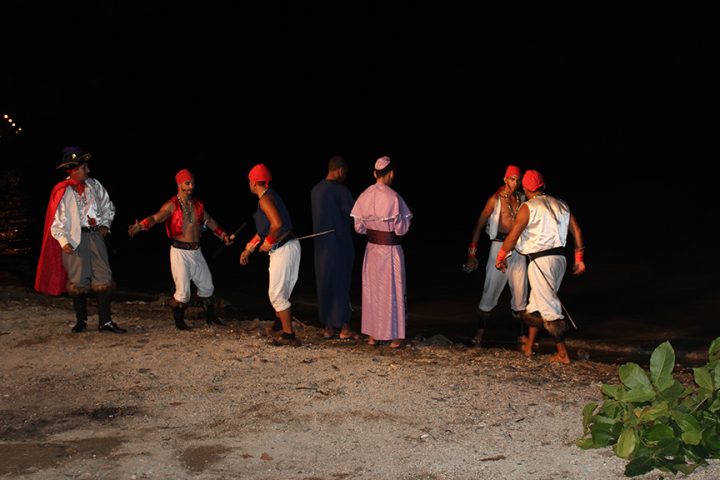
295,229,335,241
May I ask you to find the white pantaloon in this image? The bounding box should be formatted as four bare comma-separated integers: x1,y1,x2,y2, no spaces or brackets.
478,241,528,313
526,255,566,321
170,246,214,303
268,239,301,312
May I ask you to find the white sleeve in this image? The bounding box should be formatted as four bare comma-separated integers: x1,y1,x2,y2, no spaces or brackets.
90,178,116,229
50,189,72,247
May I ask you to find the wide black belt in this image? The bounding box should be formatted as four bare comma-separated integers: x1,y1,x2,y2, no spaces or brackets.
271,232,296,250
492,232,508,242
527,246,565,261
366,229,402,246
172,239,201,250
81,226,100,232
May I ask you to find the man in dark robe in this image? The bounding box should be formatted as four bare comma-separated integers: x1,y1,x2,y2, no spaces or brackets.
311,155,358,339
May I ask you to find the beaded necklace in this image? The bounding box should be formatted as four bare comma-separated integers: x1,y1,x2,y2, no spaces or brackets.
499,189,520,219
177,195,194,225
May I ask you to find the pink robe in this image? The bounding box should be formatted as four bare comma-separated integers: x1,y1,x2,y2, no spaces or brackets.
351,183,413,340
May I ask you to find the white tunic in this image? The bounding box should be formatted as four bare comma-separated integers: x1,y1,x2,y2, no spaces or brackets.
516,194,570,321
516,195,569,254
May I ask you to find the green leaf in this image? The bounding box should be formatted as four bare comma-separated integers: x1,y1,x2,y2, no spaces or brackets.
675,463,700,475
702,428,720,452
644,423,674,443
650,341,675,386
654,437,680,456
622,387,656,404
694,367,714,391
576,438,597,449
601,384,624,400
614,428,638,458
673,410,702,431
590,422,617,447
598,400,622,418
682,430,703,446
654,372,675,392
593,414,621,425
709,397,720,413
714,364,720,392
625,456,655,477
637,402,669,423
620,363,652,390
657,380,685,402
709,337,720,361
654,458,678,474
582,402,598,432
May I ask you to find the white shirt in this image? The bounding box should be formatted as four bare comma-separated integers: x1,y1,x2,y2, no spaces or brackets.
51,178,115,248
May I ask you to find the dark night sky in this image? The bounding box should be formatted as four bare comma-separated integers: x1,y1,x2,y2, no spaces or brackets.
2,2,718,261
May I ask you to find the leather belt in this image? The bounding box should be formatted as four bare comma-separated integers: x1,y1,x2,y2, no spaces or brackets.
172,239,201,250
81,226,99,232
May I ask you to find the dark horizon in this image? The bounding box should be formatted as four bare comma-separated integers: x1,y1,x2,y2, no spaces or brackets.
2,2,717,319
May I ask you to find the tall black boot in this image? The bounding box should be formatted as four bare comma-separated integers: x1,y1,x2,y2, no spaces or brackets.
71,294,88,333
173,304,191,330
472,309,490,347
201,296,226,326
97,290,126,333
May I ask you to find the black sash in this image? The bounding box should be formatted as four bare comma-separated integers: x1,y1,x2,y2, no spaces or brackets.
492,232,508,242
527,246,565,261
273,232,296,249
367,229,402,245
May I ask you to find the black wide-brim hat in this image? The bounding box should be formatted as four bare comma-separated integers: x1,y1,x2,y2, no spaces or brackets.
57,146,92,170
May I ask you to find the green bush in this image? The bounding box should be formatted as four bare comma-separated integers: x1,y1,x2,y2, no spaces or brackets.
576,337,720,477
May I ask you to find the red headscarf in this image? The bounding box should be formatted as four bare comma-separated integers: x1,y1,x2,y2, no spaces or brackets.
248,164,272,183
175,169,193,185
522,170,545,191
504,165,521,178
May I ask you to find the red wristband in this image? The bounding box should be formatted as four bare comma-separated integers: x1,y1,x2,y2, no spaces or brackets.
265,235,276,245
140,218,151,230
575,249,584,263
468,242,477,257
213,227,226,239
496,248,508,263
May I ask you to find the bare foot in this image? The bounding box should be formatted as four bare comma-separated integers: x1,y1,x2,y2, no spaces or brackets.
367,336,377,346
339,328,359,340
471,329,484,347
520,336,533,357
323,326,337,339
548,353,571,365
389,340,403,348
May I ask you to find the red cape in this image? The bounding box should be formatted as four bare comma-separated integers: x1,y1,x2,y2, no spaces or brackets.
34,180,72,295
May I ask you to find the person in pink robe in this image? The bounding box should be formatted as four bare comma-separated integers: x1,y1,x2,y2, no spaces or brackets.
350,156,413,347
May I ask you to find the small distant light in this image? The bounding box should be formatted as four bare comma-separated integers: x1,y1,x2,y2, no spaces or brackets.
18,127,22,131
7,118,12,123
11,123,16,127
2,114,7,119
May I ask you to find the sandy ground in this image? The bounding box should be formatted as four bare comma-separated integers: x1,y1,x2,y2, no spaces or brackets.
1,285,719,480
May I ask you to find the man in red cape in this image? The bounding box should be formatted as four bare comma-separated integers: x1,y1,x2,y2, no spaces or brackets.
35,146,126,333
